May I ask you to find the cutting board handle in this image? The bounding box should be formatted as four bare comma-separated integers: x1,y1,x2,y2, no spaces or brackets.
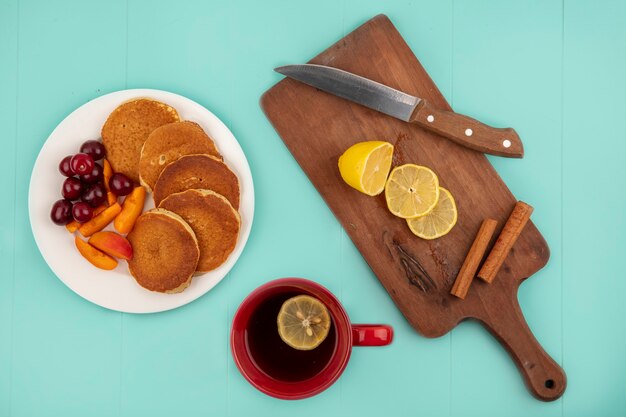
479,292,566,401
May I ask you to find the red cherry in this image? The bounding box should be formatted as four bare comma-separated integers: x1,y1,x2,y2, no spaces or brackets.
70,153,94,175
109,173,133,196
72,202,94,223
80,162,103,184
59,155,75,177
82,182,107,207
62,177,83,200
50,199,73,225
79,140,106,161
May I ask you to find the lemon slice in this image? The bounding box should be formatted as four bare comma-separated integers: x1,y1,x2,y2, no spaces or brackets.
385,164,440,218
407,187,457,239
277,295,331,351
338,141,394,196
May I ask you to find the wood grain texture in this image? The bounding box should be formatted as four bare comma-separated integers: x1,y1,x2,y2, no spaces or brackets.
261,14,565,401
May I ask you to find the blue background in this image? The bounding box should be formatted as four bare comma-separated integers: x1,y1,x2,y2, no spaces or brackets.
1,0,625,416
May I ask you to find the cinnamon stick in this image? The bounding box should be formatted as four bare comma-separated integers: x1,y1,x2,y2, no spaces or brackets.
451,219,498,299
478,201,534,283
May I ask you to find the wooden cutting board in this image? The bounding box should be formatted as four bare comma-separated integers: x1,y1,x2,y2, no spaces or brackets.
261,14,566,401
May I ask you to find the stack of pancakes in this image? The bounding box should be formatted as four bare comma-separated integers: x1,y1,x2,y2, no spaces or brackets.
101,98,241,293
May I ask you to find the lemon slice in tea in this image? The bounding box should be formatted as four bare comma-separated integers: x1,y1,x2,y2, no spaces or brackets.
385,164,440,219
277,295,331,351
407,187,458,239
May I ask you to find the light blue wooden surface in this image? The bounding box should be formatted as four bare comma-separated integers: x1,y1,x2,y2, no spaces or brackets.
1,0,625,416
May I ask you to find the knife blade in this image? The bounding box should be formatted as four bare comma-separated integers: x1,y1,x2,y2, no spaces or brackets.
275,64,523,158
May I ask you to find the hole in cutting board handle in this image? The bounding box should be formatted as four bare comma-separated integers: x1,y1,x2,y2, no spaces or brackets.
544,379,555,389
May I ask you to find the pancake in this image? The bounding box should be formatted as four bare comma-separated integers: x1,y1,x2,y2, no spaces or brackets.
153,154,240,209
139,121,222,192
159,189,240,273
127,208,199,293
102,99,179,183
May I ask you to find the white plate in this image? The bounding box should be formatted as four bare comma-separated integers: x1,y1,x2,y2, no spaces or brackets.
29,89,254,313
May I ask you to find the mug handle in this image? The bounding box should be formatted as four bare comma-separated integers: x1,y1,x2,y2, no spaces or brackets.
351,324,393,346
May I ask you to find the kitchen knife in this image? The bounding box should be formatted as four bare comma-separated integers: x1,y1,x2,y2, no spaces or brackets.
275,64,523,158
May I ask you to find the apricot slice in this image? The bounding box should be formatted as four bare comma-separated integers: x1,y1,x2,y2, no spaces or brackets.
114,186,146,234
103,159,113,190
89,231,133,260
75,236,118,270
107,192,117,206
78,202,122,237
66,204,107,233
66,219,80,233
103,160,117,206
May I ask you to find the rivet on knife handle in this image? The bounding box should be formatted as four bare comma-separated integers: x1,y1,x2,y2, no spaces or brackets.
409,100,524,158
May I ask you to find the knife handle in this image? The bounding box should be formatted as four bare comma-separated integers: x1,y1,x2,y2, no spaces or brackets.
409,100,523,158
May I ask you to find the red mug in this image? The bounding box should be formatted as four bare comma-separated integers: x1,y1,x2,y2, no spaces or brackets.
231,278,393,400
